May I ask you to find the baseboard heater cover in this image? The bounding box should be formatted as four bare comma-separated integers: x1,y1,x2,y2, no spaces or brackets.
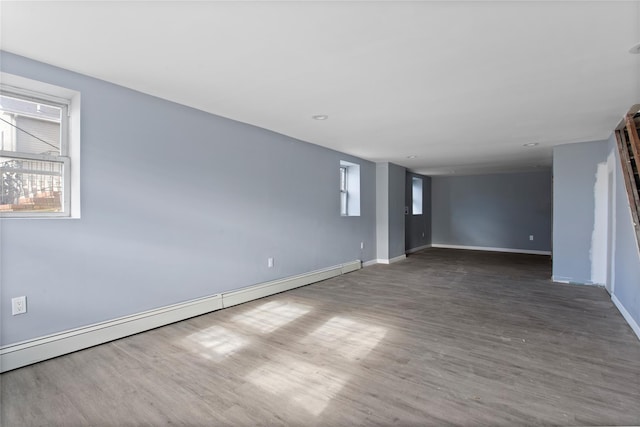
0,260,361,373
221,261,361,308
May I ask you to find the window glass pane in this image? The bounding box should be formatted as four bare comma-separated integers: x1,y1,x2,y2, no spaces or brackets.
0,157,63,213
0,93,62,155
412,177,423,215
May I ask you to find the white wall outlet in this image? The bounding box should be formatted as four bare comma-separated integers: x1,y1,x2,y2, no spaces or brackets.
12,296,27,315
422,232,425,237
267,257,274,268
360,242,364,249
529,235,534,241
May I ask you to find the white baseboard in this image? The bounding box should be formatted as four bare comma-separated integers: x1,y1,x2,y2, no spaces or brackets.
0,260,361,373
551,276,600,286
221,261,360,308
431,243,551,256
362,259,378,267
375,254,407,265
612,294,640,341
406,244,432,254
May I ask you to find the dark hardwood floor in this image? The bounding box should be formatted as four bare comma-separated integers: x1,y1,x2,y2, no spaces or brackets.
2,248,639,426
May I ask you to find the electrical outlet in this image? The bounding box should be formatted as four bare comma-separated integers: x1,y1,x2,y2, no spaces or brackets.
529,235,534,241
360,242,364,249
267,257,274,268
12,296,27,315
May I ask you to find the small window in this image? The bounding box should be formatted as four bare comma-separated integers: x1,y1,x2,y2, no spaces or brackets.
412,176,423,215
0,76,79,218
339,160,360,216
340,166,348,216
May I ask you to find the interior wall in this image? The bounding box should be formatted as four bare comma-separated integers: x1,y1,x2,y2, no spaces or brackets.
431,171,552,252
405,172,431,251
552,140,609,283
388,163,406,259
375,162,406,261
0,52,377,346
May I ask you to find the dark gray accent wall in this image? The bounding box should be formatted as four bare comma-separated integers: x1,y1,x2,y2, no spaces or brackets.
552,140,609,283
609,135,640,330
388,163,406,259
0,52,377,346
405,172,431,251
375,162,405,261
431,171,552,252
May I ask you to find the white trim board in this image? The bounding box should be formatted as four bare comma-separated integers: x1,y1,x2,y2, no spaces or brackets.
431,244,551,256
551,276,600,286
375,254,407,265
0,260,361,373
406,244,432,254
612,295,640,341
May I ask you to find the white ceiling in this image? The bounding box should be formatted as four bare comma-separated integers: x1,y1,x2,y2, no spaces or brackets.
1,1,639,175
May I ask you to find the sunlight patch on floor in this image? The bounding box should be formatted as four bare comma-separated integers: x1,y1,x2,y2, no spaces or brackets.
301,316,387,360
232,300,311,333
246,355,347,416
183,325,248,361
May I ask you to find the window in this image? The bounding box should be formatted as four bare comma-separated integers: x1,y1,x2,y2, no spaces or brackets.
0,74,80,218
412,176,423,215
339,160,360,216
340,166,348,216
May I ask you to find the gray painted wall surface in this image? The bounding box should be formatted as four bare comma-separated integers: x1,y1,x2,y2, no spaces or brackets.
405,172,431,251
552,140,609,283
0,52,377,345
375,163,390,261
375,162,405,261
432,171,552,251
609,135,640,330
388,163,406,259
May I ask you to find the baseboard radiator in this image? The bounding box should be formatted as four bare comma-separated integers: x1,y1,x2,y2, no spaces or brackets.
0,260,362,373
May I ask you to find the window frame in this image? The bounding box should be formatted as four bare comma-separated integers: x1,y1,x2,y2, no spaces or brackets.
339,160,361,217
340,166,348,216
0,79,78,218
411,176,423,215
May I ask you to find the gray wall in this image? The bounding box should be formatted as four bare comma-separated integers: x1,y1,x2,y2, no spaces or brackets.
609,135,640,330
388,163,406,259
552,140,609,283
375,162,405,261
432,171,552,252
405,172,431,251
0,52,377,346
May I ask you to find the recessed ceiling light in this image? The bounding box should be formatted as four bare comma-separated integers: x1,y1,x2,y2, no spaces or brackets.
407,155,417,159
523,143,539,147
629,42,640,54
312,115,328,120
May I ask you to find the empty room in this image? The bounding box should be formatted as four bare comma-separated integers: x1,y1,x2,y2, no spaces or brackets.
1,1,640,426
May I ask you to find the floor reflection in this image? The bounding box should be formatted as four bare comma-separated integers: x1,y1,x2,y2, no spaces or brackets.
183,325,248,361
232,300,311,333
301,316,387,360
246,354,347,416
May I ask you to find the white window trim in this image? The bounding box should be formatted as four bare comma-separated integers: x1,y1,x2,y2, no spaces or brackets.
340,160,360,217
340,166,348,216
412,176,423,215
0,72,81,219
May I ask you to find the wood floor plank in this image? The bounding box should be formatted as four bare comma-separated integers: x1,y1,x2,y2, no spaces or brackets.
2,248,640,426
